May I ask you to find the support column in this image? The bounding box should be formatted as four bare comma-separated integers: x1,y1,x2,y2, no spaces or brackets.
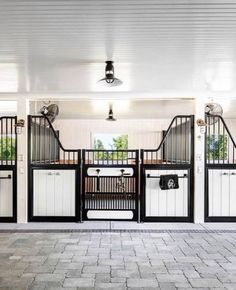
194,96,206,223
17,97,29,223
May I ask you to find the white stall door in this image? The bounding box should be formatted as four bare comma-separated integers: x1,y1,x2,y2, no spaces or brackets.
33,170,75,216
209,169,236,216
0,171,13,217
145,169,188,217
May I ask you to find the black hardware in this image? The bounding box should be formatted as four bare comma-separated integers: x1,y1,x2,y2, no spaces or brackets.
147,174,188,179
82,149,139,221
0,174,12,179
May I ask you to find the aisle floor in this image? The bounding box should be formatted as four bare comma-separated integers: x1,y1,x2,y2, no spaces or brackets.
0,223,236,289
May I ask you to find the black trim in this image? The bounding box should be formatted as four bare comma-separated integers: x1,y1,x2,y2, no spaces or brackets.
204,113,236,222
140,115,194,223
205,166,236,222
82,149,139,221
0,116,17,223
28,115,81,222
28,167,81,222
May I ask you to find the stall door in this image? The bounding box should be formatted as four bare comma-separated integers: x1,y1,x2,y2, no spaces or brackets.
145,169,189,217
0,171,13,217
33,170,76,217
208,169,236,217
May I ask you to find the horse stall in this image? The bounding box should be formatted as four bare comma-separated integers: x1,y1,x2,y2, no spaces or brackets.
0,116,17,222
205,114,236,222
140,115,194,222
82,149,139,220
28,115,81,222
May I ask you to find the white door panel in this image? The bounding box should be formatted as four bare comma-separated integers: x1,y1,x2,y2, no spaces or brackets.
0,171,13,217
230,170,236,216
33,170,76,216
145,169,188,217
208,169,236,217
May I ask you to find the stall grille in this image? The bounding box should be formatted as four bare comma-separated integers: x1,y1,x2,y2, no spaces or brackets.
0,116,17,222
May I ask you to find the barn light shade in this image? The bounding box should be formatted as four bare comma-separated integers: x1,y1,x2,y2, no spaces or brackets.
98,61,123,87
106,105,116,121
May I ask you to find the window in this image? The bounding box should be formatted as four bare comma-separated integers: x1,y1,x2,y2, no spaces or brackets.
0,135,16,161
207,135,228,161
93,133,128,160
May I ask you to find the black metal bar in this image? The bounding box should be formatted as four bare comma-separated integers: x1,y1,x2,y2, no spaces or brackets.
0,175,12,179
147,174,188,179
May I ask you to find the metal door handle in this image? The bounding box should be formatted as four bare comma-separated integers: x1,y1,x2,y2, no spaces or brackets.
55,172,60,176
222,172,229,175
48,172,54,176
231,173,236,175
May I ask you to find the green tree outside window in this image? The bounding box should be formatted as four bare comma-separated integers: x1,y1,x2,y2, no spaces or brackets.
207,135,227,160
93,134,128,161
0,137,16,161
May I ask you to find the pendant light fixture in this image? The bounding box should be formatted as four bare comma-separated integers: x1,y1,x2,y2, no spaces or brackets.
106,104,116,121
98,61,123,87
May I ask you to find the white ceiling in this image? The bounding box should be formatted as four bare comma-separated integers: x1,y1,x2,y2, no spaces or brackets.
1,0,236,99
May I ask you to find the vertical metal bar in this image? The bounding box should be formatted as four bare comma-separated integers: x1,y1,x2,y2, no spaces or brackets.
208,116,211,164
213,117,215,164
49,126,51,164
185,117,187,163
39,117,41,163
175,117,178,163
0,118,2,165
44,116,46,163
223,123,225,164
218,117,220,164
10,118,12,165
6,118,8,165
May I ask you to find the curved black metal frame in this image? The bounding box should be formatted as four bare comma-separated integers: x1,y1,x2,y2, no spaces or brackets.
205,114,236,222
140,115,195,222
28,115,81,222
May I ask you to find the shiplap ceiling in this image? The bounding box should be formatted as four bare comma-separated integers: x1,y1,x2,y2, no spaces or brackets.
1,0,236,98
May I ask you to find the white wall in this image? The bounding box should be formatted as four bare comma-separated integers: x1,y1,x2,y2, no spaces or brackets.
54,118,172,150
224,119,236,141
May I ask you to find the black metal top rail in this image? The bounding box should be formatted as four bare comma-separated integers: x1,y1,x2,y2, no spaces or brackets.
206,114,236,165
83,149,139,166
141,115,194,165
29,115,81,165
0,116,17,166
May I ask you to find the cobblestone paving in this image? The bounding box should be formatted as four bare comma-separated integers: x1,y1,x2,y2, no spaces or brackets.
0,231,236,289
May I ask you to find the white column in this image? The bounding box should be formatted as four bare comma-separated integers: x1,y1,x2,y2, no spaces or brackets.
17,97,29,223
194,96,206,223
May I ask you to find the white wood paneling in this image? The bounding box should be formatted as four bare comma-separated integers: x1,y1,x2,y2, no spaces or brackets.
33,170,75,216
230,170,236,216
208,169,236,217
145,169,188,217
0,171,13,217
55,119,170,150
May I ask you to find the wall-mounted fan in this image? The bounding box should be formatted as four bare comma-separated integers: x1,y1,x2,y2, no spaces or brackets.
39,103,59,124
205,102,223,125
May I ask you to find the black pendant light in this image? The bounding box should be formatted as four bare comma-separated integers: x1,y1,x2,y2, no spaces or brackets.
106,104,116,121
98,61,123,87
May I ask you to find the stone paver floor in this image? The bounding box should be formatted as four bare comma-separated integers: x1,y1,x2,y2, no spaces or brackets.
0,231,236,289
